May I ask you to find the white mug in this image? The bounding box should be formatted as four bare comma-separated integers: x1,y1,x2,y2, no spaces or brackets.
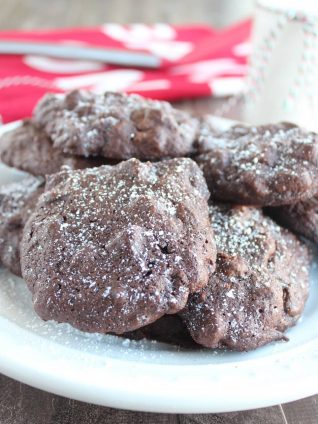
243,0,318,131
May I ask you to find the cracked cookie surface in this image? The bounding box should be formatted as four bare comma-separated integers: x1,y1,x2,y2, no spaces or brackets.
267,196,318,246
21,158,216,334
34,90,200,160
0,176,44,276
195,123,318,206
181,204,310,351
0,120,106,176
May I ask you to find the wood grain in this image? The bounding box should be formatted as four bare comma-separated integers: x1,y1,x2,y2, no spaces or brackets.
1,374,318,424
0,0,317,422
282,397,318,424
0,374,312,424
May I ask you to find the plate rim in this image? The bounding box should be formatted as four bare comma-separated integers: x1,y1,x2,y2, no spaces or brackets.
1,314,318,413
1,120,318,413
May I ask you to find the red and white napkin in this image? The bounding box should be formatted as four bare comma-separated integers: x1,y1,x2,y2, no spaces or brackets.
0,20,251,123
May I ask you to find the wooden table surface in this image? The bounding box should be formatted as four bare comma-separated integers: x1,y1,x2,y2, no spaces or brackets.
0,0,318,423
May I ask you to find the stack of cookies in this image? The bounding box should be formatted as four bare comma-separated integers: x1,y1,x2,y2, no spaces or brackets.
0,90,315,352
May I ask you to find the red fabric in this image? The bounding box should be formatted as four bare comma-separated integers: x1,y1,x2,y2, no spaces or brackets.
0,21,251,123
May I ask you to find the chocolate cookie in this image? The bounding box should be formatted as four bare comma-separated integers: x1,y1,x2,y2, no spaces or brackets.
193,115,228,153
195,123,318,206
0,120,106,176
181,204,310,351
21,158,216,334
267,196,318,245
0,176,44,276
123,315,196,348
33,90,200,160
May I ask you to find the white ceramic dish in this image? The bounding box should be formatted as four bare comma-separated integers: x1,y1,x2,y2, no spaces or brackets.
0,121,318,413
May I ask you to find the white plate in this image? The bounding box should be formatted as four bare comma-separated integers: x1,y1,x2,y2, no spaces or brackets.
0,121,318,414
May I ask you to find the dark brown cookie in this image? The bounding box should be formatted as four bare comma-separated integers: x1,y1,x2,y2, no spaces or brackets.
21,158,216,334
0,176,44,276
193,115,227,153
0,120,106,177
181,204,310,351
267,196,318,245
33,90,200,160
195,123,318,206
123,315,196,348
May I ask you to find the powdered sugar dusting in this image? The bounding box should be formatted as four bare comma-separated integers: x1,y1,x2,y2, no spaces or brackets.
182,204,310,351
21,158,215,335
34,90,200,159
0,176,44,276
197,123,318,206
0,176,43,221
